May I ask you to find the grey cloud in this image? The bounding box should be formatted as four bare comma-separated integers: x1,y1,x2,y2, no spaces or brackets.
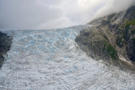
0,0,62,29
0,0,135,30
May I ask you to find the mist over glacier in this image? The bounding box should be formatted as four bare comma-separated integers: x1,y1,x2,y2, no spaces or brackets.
0,0,135,30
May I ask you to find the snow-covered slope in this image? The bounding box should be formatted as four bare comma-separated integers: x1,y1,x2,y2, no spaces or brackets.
0,26,135,90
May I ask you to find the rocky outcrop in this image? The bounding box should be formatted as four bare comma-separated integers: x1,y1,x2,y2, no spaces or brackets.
0,32,12,68
75,5,135,67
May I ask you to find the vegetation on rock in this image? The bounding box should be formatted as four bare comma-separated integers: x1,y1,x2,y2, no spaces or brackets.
103,41,118,60
75,5,135,66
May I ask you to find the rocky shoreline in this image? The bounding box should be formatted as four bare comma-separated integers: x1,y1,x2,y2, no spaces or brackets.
0,32,12,68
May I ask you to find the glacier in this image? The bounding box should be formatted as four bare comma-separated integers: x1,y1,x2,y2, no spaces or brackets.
0,26,135,90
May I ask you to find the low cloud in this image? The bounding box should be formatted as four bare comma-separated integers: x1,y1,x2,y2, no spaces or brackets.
0,0,135,30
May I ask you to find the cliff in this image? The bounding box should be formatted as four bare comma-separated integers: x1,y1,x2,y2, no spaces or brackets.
75,5,135,69
0,32,12,68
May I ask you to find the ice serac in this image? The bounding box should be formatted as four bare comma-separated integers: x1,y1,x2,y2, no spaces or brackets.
0,32,12,68
75,5,135,68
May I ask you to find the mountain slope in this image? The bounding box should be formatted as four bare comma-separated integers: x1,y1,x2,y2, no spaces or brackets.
0,32,12,68
75,5,135,68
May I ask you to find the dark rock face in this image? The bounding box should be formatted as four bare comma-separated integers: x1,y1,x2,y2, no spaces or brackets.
127,39,135,61
0,32,12,68
76,5,135,64
75,27,118,61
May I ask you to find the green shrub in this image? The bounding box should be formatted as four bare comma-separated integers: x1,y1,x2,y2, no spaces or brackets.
126,19,135,27
104,41,118,60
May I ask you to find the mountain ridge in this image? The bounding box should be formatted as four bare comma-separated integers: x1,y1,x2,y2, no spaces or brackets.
75,5,135,69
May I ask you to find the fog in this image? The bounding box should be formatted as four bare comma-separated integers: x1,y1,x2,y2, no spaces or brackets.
0,0,135,30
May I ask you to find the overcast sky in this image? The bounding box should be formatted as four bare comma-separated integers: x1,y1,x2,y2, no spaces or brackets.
0,0,135,30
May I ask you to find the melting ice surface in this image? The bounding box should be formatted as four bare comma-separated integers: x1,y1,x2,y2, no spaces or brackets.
0,26,135,90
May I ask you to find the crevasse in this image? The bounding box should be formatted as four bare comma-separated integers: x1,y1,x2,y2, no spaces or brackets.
0,26,135,90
